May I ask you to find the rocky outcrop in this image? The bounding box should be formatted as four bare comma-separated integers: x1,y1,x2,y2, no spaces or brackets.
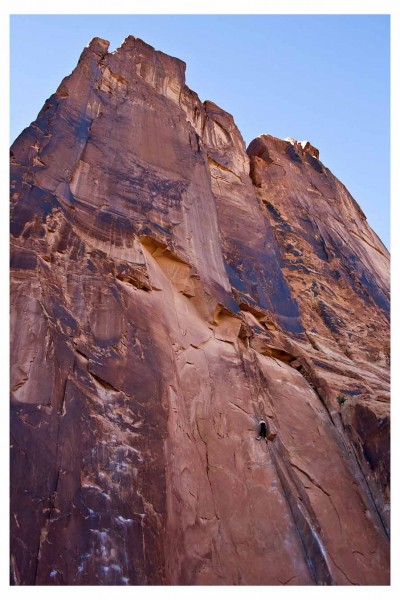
10,36,390,585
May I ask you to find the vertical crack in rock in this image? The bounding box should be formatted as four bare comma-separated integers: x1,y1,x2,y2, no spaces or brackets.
268,442,333,585
33,373,71,583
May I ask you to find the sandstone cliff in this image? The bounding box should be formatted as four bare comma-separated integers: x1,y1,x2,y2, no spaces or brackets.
10,36,390,585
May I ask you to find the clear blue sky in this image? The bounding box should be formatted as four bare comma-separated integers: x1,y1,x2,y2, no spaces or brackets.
10,14,390,248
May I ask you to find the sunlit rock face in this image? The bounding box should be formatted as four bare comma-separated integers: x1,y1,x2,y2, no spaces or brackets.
10,36,390,586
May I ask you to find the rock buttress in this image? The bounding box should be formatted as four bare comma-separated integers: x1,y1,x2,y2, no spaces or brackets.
10,36,389,585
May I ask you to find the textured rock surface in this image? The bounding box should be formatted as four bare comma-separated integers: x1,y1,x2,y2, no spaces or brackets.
10,36,390,585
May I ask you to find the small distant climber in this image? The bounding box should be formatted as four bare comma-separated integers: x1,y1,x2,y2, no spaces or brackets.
256,418,278,442
256,419,268,440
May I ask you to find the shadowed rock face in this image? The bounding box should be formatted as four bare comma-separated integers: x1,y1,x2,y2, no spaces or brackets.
10,36,390,586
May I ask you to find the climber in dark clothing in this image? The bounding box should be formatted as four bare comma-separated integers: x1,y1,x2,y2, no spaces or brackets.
256,419,268,440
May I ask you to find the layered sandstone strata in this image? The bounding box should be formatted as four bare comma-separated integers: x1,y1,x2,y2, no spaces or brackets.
10,36,390,585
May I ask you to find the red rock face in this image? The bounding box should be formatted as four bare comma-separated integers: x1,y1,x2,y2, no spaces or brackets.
10,36,389,585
